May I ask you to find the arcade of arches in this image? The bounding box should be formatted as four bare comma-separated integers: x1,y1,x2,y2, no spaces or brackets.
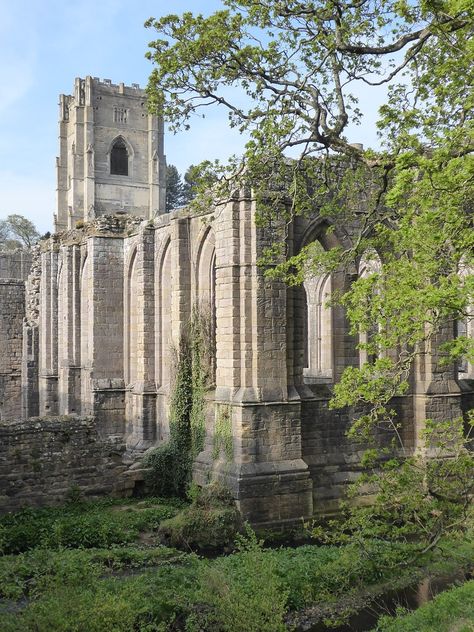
1,200,473,524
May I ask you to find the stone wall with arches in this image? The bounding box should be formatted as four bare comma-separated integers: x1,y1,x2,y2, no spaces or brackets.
1,199,472,523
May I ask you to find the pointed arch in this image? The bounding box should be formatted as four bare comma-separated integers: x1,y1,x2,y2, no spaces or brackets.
108,135,133,176
195,225,217,385
155,237,172,391
125,246,138,385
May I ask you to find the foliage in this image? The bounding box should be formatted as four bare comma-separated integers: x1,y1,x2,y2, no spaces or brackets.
0,498,183,554
165,164,185,211
0,500,473,632
311,415,474,557
145,0,474,549
144,307,209,497
0,546,187,601
188,527,288,632
374,579,474,631
182,164,199,205
213,404,233,461
0,214,40,250
158,483,241,552
0,559,202,632
165,164,198,211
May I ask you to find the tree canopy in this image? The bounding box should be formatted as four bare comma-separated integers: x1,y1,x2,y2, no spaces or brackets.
146,0,473,402
166,164,199,211
0,214,40,250
146,1,474,548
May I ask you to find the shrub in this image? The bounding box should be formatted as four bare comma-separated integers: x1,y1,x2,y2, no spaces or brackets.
158,483,241,552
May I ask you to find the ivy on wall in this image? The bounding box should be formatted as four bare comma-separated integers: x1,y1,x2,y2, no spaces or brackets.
144,306,212,497
213,404,233,462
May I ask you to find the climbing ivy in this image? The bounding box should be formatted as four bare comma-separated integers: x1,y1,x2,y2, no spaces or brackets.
189,306,208,458
213,404,233,462
144,306,210,497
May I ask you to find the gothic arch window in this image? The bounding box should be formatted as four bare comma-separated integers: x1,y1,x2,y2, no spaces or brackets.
358,250,382,367
110,137,129,176
457,261,474,379
303,272,333,382
301,240,334,383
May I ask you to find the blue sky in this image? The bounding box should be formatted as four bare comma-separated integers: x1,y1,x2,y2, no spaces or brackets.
0,0,385,234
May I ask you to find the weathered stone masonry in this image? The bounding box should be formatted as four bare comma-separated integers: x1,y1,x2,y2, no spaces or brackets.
0,76,472,524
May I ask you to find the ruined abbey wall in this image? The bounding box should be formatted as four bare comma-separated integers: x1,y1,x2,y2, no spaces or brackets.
0,196,465,523
0,76,472,522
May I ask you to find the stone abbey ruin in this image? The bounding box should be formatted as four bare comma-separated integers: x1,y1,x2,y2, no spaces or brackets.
0,77,473,525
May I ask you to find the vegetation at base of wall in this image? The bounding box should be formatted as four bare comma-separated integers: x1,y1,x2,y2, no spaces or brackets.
311,415,474,560
145,0,474,557
1,517,473,632
158,483,242,552
0,497,185,555
212,405,233,462
144,306,211,498
373,579,474,632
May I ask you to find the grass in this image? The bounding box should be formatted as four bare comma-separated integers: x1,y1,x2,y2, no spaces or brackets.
373,579,474,631
0,497,186,554
0,498,473,631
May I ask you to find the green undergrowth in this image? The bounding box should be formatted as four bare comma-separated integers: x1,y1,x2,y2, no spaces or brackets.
0,545,189,601
144,307,210,498
158,483,242,552
0,497,186,554
373,579,474,631
0,516,473,631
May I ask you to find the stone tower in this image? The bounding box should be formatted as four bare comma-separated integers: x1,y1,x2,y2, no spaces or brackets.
55,76,166,231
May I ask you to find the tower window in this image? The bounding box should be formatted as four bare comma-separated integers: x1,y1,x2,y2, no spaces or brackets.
110,138,128,176
113,107,128,123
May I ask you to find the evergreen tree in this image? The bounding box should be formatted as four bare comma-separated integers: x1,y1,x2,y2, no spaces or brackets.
165,164,184,212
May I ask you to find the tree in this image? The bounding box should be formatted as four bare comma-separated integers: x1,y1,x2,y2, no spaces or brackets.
165,164,185,212
146,1,474,550
0,214,40,250
182,164,199,205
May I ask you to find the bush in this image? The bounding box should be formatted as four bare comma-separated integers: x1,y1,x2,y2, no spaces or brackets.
0,499,182,554
374,579,474,631
158,483,242,552
188,528,288,632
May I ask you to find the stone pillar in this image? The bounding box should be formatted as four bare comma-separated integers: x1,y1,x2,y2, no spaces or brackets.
83,77,95,221
58,244,82,415
82,236,126,437
170,217,192,346
0,281,25,421
195,198,313,527
125,228,157,452
22,323,39,419
39,250,59,415
414,323,462,453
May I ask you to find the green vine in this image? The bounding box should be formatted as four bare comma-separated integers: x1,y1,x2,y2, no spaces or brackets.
213,404,233,462
189,306,207,457
144,306,210,497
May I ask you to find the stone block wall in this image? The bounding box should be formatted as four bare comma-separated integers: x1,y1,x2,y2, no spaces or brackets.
0,250,32,281
0,416,130,513
3,200,471,526
0,280,25,421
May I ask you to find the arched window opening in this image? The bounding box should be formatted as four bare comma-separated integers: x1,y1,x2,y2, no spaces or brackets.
110,138,128,176
358,250,382,367
457,262,474,379
196,229,217,386
303,272,333,382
